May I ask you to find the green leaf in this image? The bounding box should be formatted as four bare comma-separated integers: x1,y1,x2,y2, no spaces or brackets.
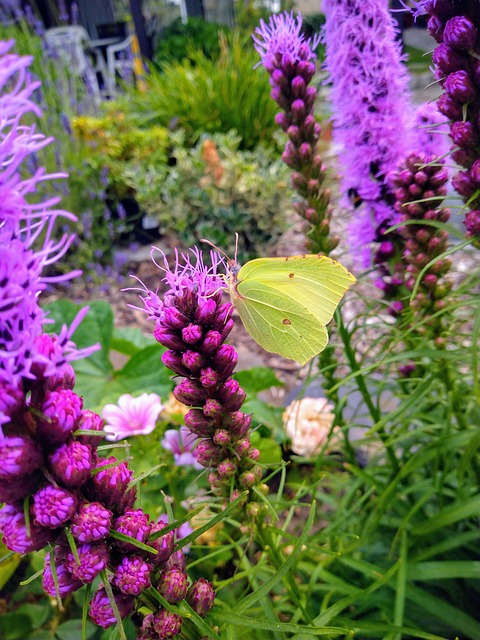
407,561,480,580
55,620,96,640
233,501,316,615
250,432,282,465
243,398,283,432
233,367,283,395
111,326,156,355
412,496,480,536
0,544,21,590
0,613,33,640
214,610,347,636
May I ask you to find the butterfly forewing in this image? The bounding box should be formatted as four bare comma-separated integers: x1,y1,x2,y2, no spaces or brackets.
236,255,355,326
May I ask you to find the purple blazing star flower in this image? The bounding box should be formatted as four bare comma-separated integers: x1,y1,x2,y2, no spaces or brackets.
322,0,417,268
253,11,320,70
161,426,202,469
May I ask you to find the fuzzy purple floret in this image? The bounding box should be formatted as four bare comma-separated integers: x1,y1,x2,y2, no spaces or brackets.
32,485,77,528
0,503,52,554
37,389,83,445
0,435,42,479
49,440,93,488
71,502,112,543
89,585,134,628
159,568,188,604
140,609,182,640
112,554,152,595
42,553,82,597
187,577,215,617
113,508,151,552
66,541,109,583
89,456,136,514
148,520,175,564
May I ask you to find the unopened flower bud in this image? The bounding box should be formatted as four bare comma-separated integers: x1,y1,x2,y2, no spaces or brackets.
217,459,236,478
199,330,222,354
173,379,206,406
154,326,185,350
159,569,188,604
184,409,213,437
162,350,190,376
182,323,203,345
194,298,217,325
182,350,204,372
187,578,215,617
162,306,189,330
443,15,477,50
203,398,223,418
195,440,223,467
213,429,230,446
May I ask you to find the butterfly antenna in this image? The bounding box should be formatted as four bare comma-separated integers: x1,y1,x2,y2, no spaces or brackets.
200,238,231,261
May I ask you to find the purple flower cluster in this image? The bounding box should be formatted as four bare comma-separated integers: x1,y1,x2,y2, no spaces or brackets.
253,12,338,254
323,0,417,268
416,0,480,242
389,152,451,336
135,248,262,500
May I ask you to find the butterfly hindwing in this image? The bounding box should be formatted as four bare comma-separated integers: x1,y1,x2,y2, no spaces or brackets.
232,278,329,366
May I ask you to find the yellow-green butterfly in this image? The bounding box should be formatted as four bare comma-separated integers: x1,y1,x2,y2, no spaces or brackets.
204,240,356,366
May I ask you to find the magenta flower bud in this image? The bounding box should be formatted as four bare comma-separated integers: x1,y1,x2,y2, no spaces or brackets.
194,298,217,326
239,470,257,488
291,75,306,97
275,111,289,130
113,554,152,595
287,124,301,145
43,554,82,597
299,142,313,163
464,210,480,237
443,15,477,50
199,330,222,354
154,326,185,350
173,379,206,406
217,459,236,478
0,471,42,504
162,350,190,376
423,274,438,289
71,502,112,543
249,448,260,461
49,440,93,488
428,168,449,188
162,306,189,330
213,429,230,446
212,302,234,329
212,344,238,380
0,435,42,480
432,44,467,74
199,367,218,389
76,410,105,450
444,70,476,103
32,485,77,529
291,98,306,124
195,440,223,467
470,160,480,184
182,323,203,345
113,508,151,552
184,409,213,437
89,456,136,514
203,398,223,418
66,541,108,583
147,609,182,639
182,350,204,372
235,438,251,456
89,586,134,628
159,568,188,604
220,318,235,341
226,411,251,437
149,520,175,564
217,380,246,412
37,389,83,445
437,92,463,120
271,68,287,87
187,578,215,617
452,147,477,168
297,59,316,83
427,14,445,43
165,549,187,572
0,504,52,554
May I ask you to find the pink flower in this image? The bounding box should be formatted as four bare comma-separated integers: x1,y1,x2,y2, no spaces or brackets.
161,426,201,469
102,393,163,441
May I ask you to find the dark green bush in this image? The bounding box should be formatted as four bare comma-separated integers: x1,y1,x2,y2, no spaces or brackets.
153,17,229,66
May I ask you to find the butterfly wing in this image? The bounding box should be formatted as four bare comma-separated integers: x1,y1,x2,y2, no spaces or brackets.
232,278,329,365
236,255,356,326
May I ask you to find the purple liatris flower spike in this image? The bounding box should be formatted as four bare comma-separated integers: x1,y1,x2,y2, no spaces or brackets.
413,0,480,244
187,578,215,617
323,0,417,269
113,508,151,552
140,609,182,640
133,247,262,501
71,502,113,543
112,554,152,595
253,11,337,254
32,485,77,529
102,393,163,441
89,585,134,629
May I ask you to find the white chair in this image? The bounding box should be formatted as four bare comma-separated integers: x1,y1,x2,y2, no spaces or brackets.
44,26,108,100
105,34,135,96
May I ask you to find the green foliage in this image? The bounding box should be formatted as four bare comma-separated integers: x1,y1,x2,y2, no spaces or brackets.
120,31,278,150
130,131,290,262
153,17,229,66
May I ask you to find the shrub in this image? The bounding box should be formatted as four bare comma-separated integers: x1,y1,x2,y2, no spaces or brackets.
153,17,229,66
